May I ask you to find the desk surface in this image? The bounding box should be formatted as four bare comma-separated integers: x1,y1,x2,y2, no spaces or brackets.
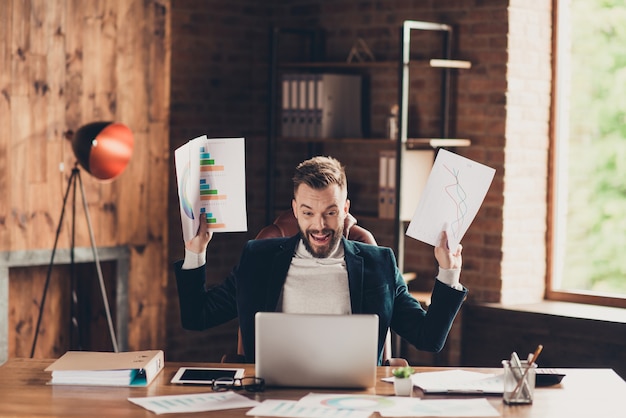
0,358,624,417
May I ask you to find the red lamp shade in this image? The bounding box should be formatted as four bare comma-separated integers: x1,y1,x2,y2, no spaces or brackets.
71,122,134,180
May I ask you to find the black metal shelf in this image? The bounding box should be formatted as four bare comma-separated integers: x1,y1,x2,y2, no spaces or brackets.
266,21,472,269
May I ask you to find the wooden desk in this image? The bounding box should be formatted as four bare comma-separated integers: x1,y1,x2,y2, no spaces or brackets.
0,358,624,417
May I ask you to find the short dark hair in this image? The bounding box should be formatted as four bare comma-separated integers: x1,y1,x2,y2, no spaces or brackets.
292,156,347,197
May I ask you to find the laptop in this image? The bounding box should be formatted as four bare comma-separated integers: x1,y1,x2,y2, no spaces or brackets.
254,312,379,388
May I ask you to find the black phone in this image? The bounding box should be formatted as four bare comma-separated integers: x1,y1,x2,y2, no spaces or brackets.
170,367,245,385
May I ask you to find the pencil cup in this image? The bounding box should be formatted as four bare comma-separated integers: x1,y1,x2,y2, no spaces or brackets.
502,360,536,404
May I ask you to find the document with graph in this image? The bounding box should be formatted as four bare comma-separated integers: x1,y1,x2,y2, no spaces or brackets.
175,136,247,242
406,149,495,251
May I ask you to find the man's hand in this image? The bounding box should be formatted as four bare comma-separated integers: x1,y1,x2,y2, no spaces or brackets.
185,212,212,254
434,230,462,270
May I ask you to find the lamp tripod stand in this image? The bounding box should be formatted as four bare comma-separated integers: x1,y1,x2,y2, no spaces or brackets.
30,163,119,357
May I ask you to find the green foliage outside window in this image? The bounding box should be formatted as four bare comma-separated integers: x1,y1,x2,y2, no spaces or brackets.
562,0,626,294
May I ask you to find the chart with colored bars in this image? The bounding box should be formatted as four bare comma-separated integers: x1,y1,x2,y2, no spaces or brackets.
199,149,225,174
197,141,246,231
199,146,229,229
174,136,247,242
199,179,226,201
200,209,225,229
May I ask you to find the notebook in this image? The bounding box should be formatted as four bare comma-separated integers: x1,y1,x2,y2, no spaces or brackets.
255,312,379,388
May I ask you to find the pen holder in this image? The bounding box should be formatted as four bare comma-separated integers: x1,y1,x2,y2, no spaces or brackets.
502,360,536,404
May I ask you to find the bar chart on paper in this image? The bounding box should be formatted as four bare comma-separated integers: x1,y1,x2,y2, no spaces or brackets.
197,140,247,232
201,209,226,229
199,150,225,172
175,136,247,241
199,179,227,201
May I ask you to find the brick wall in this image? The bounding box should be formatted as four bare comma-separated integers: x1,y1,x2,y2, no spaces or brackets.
166,0,272,362
166,0,554,365
501,1,552,304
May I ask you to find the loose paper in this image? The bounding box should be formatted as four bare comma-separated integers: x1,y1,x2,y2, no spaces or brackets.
378,398,499,417
294,393,419,413
383,369,504,394
246,399,372,418
128,391,259,415
175,136,247,241
406,149,495,251
268,393,499,418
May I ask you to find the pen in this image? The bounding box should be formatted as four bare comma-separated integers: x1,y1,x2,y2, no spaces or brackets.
509,351,530,398
511,344,543,398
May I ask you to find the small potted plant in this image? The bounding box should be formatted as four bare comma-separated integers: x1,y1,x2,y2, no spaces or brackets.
392,366,415,396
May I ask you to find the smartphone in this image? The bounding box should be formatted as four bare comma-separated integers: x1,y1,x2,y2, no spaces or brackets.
170,367,245,385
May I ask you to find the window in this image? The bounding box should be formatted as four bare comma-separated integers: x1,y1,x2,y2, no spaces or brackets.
549,0,626,308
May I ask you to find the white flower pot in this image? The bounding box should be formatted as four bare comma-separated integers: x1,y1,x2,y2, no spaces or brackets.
394,377,413,396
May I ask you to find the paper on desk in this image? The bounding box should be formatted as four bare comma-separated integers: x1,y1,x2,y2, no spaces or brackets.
128,391,259,414
246,399,372,418
295,393,419,413
382,370,504,394
247,393,498,418
378,398,499,417
405,149,495,252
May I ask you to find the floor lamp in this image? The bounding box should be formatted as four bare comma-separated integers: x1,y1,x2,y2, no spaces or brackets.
30,122,134,357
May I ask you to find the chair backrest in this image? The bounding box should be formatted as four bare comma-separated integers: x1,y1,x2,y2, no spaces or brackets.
255,210,377,245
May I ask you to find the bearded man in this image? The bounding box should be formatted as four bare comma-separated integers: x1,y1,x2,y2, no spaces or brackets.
175,156,467,365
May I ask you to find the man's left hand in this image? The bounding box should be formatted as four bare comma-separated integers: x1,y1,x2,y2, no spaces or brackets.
434,230,462,270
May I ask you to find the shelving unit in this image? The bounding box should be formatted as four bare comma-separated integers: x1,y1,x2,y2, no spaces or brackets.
394,20,471,272
266,20,471,272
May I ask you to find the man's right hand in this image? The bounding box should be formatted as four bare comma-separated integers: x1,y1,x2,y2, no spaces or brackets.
185,212,212,254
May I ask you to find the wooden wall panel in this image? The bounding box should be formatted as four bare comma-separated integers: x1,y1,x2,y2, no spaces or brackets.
64,0,84,131
9,262,118,359
9,265,72,358
2,0,171,359
0,2,10,246
126,244,167,350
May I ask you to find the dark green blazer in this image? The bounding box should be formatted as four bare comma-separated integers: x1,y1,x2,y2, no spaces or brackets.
174,235,467,364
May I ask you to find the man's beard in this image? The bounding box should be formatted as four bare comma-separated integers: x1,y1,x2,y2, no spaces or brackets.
300,224,343,258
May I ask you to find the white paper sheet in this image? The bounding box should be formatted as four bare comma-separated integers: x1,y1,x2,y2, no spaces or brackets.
128,391,259,415
383,370,504,394
246,399,372,418
246,393,498,418
295,393,419,413
175,136,247,241
406,149,495,251
378,398,499,417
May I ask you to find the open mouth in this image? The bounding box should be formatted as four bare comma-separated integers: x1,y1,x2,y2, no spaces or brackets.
309,230,332,245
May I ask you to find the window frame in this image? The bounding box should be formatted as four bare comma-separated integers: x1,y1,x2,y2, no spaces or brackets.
546,0,626,310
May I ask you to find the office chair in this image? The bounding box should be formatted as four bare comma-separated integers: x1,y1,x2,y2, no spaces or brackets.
221,210,408,367
256,210,377,246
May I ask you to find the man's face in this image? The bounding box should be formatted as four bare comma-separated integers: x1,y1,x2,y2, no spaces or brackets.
292,183,349,258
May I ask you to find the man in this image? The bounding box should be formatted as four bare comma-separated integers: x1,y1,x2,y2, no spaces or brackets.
175,156,467,364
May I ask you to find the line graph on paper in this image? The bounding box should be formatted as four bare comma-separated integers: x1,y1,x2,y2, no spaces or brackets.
406,149,495,250
443,163,469,242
